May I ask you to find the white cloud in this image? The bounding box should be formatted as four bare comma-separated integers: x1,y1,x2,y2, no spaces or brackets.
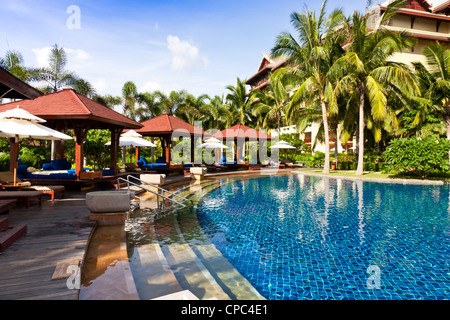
32,46,92,68
66,48,92,62
32,46,52,68
167,35,209,71
93,78,109,95
141,81,162,93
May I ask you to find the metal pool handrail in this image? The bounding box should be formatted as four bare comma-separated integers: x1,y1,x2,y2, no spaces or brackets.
116,175,192,208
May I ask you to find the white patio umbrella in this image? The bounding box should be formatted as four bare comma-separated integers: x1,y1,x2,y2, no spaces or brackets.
105,130,156,167
0,106,73,185
269,140,296,149
0,107,73,140
105,130,156,147
196,137,228,149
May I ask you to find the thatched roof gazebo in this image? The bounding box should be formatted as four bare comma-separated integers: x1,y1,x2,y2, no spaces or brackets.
213,123,275,164
135,113,208,166
0,89,142,179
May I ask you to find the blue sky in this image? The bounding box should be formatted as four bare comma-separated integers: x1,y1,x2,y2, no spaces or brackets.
1,0,368,99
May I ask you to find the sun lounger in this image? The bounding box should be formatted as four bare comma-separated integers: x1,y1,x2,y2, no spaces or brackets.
0,191,43,208
22,185,65,201
0,171,65,201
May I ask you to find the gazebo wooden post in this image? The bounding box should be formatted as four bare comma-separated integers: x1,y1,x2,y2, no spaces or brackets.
73,126,88,180
164,135,171,167
8,137,19,172
55,121,66,160
110,128,122,174
190,135,195,163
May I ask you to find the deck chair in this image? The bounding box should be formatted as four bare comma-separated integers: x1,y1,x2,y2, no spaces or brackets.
0,171,65,201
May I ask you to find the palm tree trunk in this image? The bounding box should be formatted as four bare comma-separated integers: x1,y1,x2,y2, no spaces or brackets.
334,124,339,170
277,111,281,136
356,84,365,175
446,116,450,140
320,99,330,173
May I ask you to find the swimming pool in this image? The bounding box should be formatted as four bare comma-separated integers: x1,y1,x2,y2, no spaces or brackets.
195,174,449,300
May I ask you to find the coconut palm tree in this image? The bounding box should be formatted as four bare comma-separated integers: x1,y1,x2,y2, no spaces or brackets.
72,78,96,98
331,3,417,174
155,90,189,116
1,50,38,83
176,93,206,124
36,44,78,93
272,0,346,173
226,77,253,125
251,69,293,135
135,91,162,122
200,95,234,130
121,81,138,118
411,42,450,140
93,94,122,110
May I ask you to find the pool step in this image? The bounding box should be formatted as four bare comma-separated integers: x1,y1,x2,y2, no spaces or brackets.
194,244,265,300
129,243,183,300
163,243,230,300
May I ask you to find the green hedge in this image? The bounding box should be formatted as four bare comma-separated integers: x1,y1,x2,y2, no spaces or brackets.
383,136,450,178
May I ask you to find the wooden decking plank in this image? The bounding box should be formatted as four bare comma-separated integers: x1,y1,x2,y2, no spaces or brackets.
0,191,93,300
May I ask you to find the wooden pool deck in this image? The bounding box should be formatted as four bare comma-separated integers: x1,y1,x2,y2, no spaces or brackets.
0,191,94,300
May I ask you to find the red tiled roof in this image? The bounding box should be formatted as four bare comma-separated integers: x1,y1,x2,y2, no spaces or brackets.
0,89,142,129
213,123,275,140
135,113,206,136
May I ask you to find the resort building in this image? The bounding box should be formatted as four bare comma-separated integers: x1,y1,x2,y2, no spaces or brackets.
246,53,289,93
369,0,450,66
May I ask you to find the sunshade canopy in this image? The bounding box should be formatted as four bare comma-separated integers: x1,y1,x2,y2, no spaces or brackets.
270,140,296,149
0,107,72,140
213,123,275,140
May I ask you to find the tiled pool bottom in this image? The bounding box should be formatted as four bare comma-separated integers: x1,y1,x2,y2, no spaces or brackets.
195,174,449,300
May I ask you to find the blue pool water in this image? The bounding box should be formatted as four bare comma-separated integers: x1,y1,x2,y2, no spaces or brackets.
196,174,449,300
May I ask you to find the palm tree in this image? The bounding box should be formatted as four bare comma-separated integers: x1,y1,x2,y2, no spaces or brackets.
94,94,122,110
135,91,162,122
332,3,417,174
176,93,206,124
36,44,78,93
156,90,188,116
72,78,96,98
272,0,346,173
200,95,234,130
226,77,253,125
411,42,450,140
1,50,38,82
251,69,292,135
121,81,138,118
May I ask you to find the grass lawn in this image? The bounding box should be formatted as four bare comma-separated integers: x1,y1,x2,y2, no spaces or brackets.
297,168,450,182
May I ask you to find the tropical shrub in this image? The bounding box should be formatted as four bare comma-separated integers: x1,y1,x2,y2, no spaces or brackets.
0,154,9,171
83,129,112,169
308,152,325,168
383,136,450,178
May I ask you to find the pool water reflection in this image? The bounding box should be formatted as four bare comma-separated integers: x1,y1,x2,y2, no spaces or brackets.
196,174,449,300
